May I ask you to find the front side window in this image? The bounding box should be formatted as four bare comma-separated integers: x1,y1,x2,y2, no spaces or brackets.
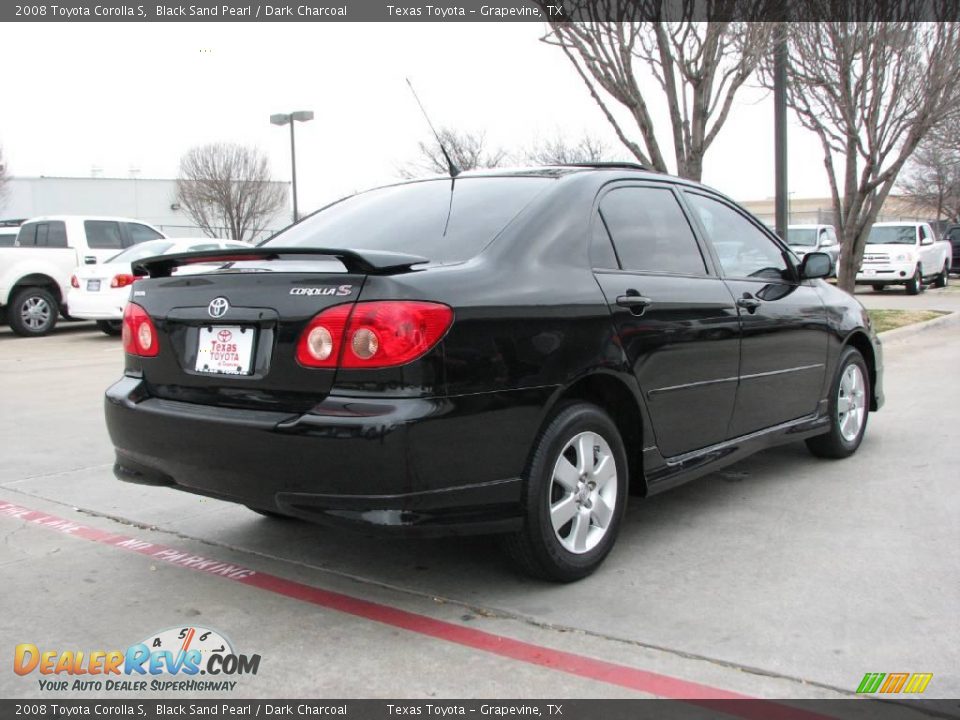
126,223,164,244
84,221,123,249
598,186,707,275
685,193,790,281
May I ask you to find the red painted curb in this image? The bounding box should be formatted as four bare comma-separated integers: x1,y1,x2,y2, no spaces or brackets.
0,499,835,720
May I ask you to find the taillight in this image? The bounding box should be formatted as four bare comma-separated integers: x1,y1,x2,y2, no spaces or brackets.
295,304,352,368
70,275,80,288
295,301,453,369
122,303,159,357
111,274,137,288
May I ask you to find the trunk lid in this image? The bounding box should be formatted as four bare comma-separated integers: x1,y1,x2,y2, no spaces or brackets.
127,248,427,412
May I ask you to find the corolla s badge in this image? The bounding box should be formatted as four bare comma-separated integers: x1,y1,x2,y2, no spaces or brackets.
208,297,229,318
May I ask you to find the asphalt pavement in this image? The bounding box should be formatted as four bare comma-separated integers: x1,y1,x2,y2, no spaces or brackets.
0,309,957,706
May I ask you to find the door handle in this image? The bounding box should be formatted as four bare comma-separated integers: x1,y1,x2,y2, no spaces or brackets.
736,294,761,313
616,291,652,315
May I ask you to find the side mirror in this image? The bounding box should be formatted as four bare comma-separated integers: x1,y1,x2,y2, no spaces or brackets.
920,236,934,246
800,252,832,279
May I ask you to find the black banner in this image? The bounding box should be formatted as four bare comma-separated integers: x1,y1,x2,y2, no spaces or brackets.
4,0,959,23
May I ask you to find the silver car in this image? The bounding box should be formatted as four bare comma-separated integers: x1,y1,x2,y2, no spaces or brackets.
787,224,841,277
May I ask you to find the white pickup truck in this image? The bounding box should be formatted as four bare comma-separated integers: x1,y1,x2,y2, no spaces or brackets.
856,221,952,295
0,216,166,336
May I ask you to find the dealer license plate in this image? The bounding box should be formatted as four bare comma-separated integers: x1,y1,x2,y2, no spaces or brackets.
87,279,101,292
195,326,255,375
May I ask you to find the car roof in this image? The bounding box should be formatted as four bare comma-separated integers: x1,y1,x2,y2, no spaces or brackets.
165,237,241,245
22,215,162,224
394,163,717,194
872,221,924,227
787,224,828,229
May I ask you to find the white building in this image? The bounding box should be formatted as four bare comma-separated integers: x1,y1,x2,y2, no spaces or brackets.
1,176,292,243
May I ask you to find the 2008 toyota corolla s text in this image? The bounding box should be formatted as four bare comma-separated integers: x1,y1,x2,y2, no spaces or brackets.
105,165,883,581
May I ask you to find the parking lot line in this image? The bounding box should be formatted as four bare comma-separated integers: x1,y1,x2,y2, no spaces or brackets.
0,497,839,720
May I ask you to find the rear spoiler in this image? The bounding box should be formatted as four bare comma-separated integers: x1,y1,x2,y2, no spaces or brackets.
132,247,429,278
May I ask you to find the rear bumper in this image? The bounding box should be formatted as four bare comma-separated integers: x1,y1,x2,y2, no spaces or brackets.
66,288,126,320
105,377,551,536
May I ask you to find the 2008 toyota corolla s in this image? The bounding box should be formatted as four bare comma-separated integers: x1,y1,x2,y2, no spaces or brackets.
105,164,883,581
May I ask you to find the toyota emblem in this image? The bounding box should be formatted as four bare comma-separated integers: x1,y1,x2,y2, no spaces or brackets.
208,297,229,319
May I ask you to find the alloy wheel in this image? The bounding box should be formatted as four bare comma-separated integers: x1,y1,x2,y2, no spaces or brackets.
837,364,867,442
548,431,618,554
20,296,52,331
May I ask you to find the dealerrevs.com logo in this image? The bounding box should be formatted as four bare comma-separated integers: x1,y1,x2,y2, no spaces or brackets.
14,626,261,692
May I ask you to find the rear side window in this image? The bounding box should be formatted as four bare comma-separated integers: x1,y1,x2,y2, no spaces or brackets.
265,177,554,264
126,223,164,244
15,221,67,248
84,220,123,249
598,187,707,275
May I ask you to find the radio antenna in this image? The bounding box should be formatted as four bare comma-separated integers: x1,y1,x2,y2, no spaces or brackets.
406,77,461,178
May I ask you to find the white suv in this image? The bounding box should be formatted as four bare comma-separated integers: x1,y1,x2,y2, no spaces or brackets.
857,221,952,295
0,216,166,336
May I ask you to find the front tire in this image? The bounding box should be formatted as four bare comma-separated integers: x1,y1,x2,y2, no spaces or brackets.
933,262,949,288
905,266,922,295
871,284,886,292
8,287,59,337
502,403,628,582
806,346,870,459
96,320,123,336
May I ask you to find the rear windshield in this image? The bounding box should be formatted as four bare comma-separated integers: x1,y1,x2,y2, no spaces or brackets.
107,240,175,263
263,177,554,264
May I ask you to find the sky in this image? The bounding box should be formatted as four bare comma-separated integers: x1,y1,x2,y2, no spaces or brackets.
0,22,831,212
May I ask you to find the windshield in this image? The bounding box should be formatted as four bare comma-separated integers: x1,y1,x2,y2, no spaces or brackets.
787,229,818,246
867,226,917,245
264,177,554,264
107,240,175,263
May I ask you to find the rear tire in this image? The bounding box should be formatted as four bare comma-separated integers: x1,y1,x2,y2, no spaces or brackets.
933,262,949,288
8,287,59,337
806,346,870,459
871,284,885,292
96,320,123,336
502,402,628,582
905,266,922,295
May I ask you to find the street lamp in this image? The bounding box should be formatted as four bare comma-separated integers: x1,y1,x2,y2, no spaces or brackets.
270,110,314,223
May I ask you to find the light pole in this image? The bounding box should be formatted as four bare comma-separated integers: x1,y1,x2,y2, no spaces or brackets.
270,110,314,223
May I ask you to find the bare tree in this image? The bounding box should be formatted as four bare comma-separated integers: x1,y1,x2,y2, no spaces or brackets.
400,128,507,178
898,117,960,222
523,134,609,165
542,8,773,180
175,143,287,242
0,146,9,209
768,22,960,291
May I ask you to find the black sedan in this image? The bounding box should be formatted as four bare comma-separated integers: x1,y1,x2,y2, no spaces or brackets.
105,165,883,581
